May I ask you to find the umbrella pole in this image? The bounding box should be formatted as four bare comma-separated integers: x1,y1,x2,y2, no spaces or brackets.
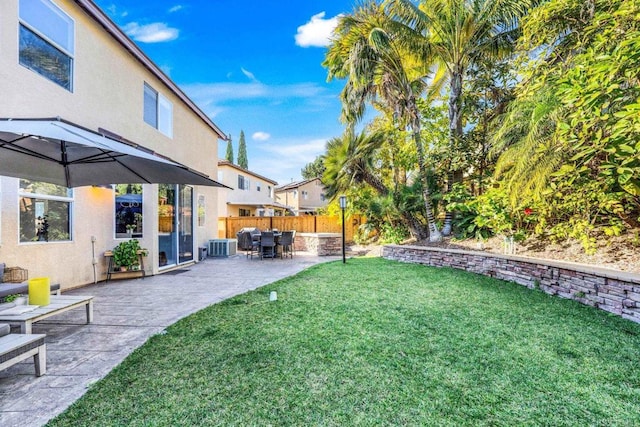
61,140,71,187
91,236,97,284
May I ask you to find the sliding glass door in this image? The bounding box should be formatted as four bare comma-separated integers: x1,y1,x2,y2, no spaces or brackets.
178,185,193,263
158,184,193,268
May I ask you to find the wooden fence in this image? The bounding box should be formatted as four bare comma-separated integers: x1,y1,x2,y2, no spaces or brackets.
218,215,363,242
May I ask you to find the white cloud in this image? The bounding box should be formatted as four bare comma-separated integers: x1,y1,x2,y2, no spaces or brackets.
252,132,271,141
183,82,326,103
123,22,179,43
168,5,183,13
252,138,328,184
295,12,340,48
106,4,128,18
206,106,226,118
261,138,327,162
241,67,259,83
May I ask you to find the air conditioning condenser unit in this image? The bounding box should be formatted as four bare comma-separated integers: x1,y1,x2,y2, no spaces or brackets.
208,239,237,257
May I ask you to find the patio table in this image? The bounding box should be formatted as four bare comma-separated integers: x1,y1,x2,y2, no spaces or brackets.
0,295,93,334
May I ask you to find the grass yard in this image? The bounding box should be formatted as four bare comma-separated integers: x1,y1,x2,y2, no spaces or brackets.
49,258,640,426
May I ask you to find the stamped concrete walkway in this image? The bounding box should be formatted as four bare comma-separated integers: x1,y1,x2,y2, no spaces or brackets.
0,251,339,427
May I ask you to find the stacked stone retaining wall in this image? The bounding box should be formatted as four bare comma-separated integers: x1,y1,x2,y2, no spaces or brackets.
383,244,640,323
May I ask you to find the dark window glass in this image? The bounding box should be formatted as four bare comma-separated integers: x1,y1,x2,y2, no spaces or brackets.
19,180,72,242
19,24,72,90
115,184,143,238
19,198,71,242
144,84,158,128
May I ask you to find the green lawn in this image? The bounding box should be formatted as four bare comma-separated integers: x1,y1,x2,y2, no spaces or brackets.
49,258,640,426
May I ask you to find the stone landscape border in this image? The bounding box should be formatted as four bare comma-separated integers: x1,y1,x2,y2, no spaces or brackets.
383,244,640,324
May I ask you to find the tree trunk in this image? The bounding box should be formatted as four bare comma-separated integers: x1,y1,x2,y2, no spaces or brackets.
409,100,441,242
442,69,464,236
403,210,429,240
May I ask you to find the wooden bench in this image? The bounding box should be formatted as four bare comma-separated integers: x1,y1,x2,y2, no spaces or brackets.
0,323,46,376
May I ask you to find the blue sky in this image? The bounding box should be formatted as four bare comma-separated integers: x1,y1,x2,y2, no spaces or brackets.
95,0,358,185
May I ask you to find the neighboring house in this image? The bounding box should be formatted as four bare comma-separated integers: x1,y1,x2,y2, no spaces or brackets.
0,0,227,289
217,160,289,217
275,178,328,215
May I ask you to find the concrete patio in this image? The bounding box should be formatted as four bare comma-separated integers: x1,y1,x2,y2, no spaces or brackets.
0,251,340,427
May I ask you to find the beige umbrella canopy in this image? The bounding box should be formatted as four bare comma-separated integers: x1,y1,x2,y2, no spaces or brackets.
0,117,228,188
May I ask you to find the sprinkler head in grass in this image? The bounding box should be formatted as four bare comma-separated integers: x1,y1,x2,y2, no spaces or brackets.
269,291,278,302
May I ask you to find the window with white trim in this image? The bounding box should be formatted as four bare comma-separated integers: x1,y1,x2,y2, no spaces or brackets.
302,190,308,200
18,0,74,91
143,83,173,137
19,180,72,242
268,186,273,198
238,174,250,190
256,182,261,192
115,184,143,238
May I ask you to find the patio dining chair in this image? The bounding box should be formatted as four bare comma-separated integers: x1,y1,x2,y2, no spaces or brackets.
279,231,294,259
237,231,260,259
259,231,277,259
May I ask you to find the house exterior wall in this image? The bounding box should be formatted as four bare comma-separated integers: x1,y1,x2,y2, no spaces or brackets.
217,163,277,217
275,189,299,212
275,178,327,215
297,179,326,211
0,0,222,289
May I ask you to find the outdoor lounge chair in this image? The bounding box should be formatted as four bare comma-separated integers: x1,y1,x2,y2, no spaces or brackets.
0,321,46,377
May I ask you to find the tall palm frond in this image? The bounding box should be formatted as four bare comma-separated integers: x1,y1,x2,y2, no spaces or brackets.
325,1,438,240
384,0,544,235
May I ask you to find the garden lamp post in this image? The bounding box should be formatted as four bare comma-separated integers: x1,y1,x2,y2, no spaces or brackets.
339,195,347,264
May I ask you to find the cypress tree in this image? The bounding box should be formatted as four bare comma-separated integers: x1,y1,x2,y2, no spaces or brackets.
238,130,248,169
225,135,234,163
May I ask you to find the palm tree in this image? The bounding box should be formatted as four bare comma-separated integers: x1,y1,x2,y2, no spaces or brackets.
384,0,542,235
323,129,388,200
323,128,427,239
325,1,441,241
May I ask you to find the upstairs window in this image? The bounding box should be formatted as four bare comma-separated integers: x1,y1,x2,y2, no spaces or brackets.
256,182,261,192
144,83,173,137
302,190,308,200
19,0,74,91
268,186,273,198
238,175,250,190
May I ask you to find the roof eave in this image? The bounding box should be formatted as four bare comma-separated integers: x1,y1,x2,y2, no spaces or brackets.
74,0,228,141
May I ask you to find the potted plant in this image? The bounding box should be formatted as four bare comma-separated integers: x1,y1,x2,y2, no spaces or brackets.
112,239,146,271
3,294,27,305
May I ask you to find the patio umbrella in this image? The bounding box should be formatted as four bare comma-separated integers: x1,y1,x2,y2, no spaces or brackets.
0,117,227,188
